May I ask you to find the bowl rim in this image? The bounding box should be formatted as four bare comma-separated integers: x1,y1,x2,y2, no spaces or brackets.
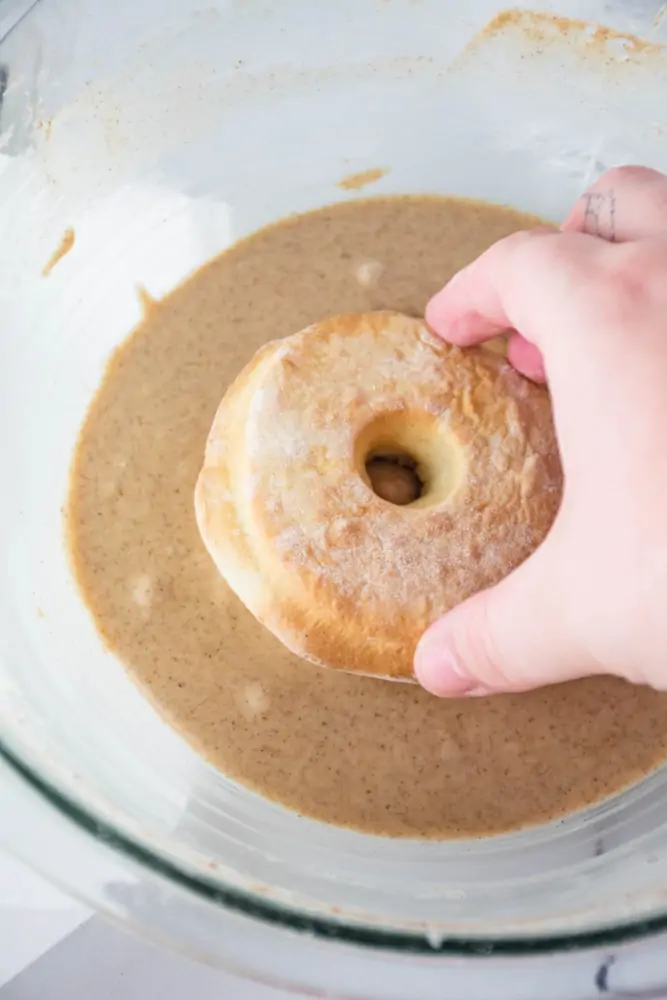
4,734,667,958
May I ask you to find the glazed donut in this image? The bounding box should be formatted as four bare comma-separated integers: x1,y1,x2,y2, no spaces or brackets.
195,312,562,680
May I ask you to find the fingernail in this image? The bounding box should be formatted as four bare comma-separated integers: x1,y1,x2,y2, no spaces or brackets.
414,634,477,697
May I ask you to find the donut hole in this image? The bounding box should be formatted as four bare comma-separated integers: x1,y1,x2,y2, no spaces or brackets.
365,453,423,506
356,411,463,509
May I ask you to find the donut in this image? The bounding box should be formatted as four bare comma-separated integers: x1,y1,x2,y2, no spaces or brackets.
195,312,562,680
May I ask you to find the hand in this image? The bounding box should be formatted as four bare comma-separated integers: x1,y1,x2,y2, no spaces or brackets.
414,166,667,697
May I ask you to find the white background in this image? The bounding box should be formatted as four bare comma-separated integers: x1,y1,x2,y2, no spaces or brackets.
0,852,89,988
0,851,297,998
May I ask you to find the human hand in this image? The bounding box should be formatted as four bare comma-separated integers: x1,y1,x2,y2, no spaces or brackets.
414,166,667,697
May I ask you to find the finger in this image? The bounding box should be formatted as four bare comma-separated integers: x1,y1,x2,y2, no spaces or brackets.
507,331,546,383
562,165,667,242
425,232,540,348
414,544,600,696
425,228,606,359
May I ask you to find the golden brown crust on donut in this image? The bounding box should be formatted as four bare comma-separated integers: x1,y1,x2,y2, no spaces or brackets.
195,312,562,680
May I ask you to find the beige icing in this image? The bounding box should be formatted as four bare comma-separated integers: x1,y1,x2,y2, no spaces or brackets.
67,195,667,839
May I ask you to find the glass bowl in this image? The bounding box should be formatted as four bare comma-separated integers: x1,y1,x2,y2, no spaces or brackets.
3,1,667,996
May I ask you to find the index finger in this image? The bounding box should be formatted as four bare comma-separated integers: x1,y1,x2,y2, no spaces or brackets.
425,228,606,359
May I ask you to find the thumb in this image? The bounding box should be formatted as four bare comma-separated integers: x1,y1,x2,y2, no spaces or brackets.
413,547,597,696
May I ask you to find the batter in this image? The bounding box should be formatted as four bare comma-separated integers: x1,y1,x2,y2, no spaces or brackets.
67,196,667,838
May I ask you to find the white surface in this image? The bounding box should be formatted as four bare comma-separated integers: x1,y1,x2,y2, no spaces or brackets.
0,852,294,997
1,914,297,999
0,852,89,988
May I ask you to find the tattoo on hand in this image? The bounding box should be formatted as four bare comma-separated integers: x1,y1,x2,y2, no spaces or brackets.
582,189,617,242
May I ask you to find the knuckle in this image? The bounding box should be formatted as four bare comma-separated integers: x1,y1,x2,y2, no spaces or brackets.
506,228,561,275
519,231,593,286
595,164,657,190
555,239,667,329
605,241,667,306
574,167,667,241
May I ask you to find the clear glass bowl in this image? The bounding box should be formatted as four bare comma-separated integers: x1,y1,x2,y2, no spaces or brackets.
3,1,667,997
